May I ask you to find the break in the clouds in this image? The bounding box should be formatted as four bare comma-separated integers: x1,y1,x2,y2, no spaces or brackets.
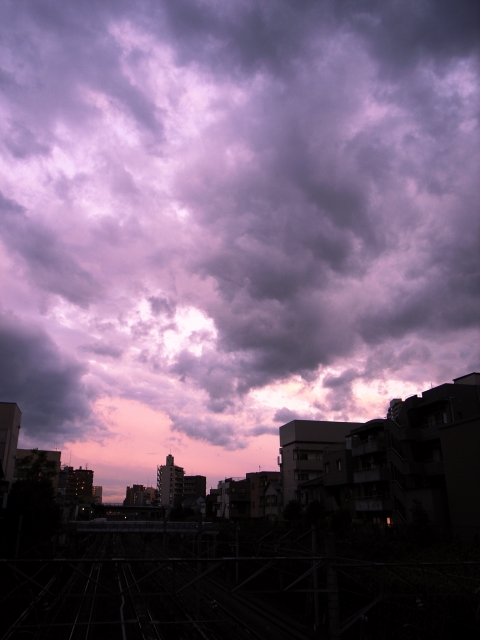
0,1,478,448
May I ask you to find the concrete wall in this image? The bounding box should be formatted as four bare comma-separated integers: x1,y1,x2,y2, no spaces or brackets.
440,416,480,539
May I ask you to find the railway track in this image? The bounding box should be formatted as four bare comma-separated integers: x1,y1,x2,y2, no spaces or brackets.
1,530,322,639
121,532,319,640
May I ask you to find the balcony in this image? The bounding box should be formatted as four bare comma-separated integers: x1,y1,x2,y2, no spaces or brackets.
351,438,386,457
293,459,323,471
353,467,390,484
355,497,392,512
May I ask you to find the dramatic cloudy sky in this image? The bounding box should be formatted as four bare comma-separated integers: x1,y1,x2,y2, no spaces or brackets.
1,1,479,500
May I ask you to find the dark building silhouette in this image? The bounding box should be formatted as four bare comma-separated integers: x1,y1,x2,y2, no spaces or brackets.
183,475,206,498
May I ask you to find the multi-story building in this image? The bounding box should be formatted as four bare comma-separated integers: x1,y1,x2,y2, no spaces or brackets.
215,477,251,520
206,487,221,519
92,486,103,504
57,465,93,503
157,455,184,508
322,440,355,514
279,420,362,505
124,484,156,506
290,373,480,539
15,449,62,493
184,475,206,498
264,481,283,522
351,420,391,524
246,471,280,518
384,372,480,536
0,402,21,508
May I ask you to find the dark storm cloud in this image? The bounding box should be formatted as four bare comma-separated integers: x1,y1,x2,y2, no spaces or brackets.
0,192,101,306
170,413,246,449
0,0,477,438
0,311,93,439
157,1,480,88
273,407,302,423
341,0,480,73
164,0,479,402
0,1,164,147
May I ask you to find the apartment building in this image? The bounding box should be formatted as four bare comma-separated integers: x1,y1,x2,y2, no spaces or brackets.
293,373,480,539
264,481,282,522
351,420,392,524
0,402,21,508
15,449,62,493
279,420,362,504
124,484,156,506
157,455,184,508
385,372,480,536
57,465,93,503
246,470,280,518
215,477,251,520
184,475,207,498
92,486,103,504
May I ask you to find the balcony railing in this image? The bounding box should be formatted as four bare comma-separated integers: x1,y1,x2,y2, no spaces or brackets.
353,467,390,483
351,438,385,457
355,497,392,512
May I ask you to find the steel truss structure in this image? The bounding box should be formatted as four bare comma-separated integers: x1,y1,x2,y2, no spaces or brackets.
2,552,480,639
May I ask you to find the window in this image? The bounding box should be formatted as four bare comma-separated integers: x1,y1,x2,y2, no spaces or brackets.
336,459,342,472
325,462,330,474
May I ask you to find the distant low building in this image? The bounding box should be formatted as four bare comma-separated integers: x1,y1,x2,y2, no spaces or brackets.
124,484,156,506
182,494,206,517
92,486,103,504
246,471,280,518
216,477,250,520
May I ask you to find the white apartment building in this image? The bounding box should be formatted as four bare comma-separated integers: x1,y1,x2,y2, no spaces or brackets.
157,455,184,508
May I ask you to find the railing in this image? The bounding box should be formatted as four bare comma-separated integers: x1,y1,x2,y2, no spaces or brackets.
355,497,393,511
353,467,390,483
351,438,385,457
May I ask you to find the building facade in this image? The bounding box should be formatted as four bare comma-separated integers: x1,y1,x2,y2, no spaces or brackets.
0,402,21,508
287,373,480,539
215,477,251,520
15,449,62,493
157,455,184,508
184,475,207,498
279,420,362,505
246,471,280,518
57,465,93,504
